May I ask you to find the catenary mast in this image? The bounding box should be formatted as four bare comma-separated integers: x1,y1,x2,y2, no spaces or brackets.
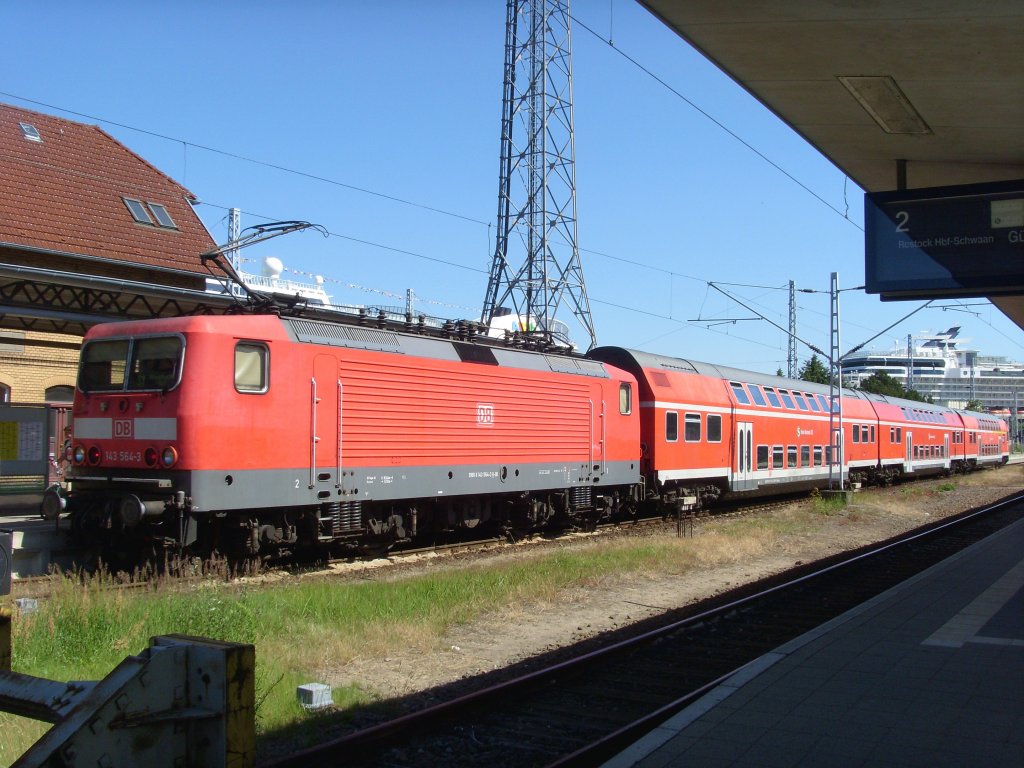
482,0,596,349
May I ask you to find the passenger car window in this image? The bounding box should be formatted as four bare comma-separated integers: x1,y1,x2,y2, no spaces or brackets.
684,413,701,442
707,414,722,442
665,411,678,442
747,385,767,406
730,382,750,405
757,445,769,470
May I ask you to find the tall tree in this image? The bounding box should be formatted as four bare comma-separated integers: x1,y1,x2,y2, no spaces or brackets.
798,354,830,384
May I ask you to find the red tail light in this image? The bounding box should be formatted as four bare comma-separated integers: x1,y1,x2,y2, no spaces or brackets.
87,446,102,466
144,447,159,467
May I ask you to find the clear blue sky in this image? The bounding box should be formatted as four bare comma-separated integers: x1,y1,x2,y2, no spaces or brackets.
3,1,1020,371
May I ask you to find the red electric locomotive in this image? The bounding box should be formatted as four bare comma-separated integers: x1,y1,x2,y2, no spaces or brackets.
56,314,640,559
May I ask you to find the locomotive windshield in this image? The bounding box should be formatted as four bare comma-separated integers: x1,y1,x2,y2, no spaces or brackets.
79,336,183,393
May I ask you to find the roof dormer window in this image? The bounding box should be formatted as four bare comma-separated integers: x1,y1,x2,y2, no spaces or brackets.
122,197,179,230
19,122,42,142
148,202,177,229
123,197,153,224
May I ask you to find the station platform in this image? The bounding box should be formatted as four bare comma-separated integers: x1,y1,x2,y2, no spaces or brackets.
605,511,1024,767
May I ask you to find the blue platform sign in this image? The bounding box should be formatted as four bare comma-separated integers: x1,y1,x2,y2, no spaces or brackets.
865,179,1024,299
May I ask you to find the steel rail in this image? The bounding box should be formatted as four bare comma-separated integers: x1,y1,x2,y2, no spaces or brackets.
259,490,1024,768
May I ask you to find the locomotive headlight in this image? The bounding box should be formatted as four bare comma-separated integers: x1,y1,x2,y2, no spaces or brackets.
144,447,159,467
161,447,178,468
87,446,102,466
73,445,87,464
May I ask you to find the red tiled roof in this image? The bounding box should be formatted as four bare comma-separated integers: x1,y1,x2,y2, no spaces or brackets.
0,103,216,275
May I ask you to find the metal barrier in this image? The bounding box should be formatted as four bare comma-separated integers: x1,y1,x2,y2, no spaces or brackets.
0,590,255,768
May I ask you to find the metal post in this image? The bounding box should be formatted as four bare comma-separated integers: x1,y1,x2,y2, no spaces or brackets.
787,280,798,378
828,272,844,490
906,333,914,392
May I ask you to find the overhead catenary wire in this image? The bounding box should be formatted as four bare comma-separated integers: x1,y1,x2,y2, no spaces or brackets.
2,83,1009,361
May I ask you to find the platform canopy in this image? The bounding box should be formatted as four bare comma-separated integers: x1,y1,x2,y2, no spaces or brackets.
639,1,1024,327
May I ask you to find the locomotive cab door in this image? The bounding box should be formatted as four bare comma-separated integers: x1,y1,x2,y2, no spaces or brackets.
311,355,342,493
733,421,754,491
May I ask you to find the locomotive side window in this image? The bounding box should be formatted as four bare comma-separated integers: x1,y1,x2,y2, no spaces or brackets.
235,343,269,393
684,413,701,442
665,411,678,442
79,339,129,392
707,414,722,442
619,383,632,415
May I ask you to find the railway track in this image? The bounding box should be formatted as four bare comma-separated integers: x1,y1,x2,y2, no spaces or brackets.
259,491,1024,768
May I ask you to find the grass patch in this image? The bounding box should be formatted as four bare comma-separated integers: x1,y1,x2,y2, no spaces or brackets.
937,482,957,492
0,504,858,761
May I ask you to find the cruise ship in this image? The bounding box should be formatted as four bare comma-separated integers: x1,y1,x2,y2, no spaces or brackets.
841,327,1024,413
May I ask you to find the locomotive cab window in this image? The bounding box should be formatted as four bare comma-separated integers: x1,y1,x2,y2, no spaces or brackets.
80,336,183,392
79,339,129,392
128,337,182,391
619,383,632,415
235,342,269,393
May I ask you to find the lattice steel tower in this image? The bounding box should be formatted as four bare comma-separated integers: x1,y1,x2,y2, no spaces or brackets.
482,0,596,349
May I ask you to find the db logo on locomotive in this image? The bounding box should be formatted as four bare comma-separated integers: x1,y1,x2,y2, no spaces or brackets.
476,404,494,426
114,419,133,438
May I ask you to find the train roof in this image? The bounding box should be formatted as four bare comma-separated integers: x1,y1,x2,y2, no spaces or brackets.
280,316,614,379
587,346,975,416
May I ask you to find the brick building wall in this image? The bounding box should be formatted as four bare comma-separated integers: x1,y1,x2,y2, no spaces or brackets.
0,330,80,404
